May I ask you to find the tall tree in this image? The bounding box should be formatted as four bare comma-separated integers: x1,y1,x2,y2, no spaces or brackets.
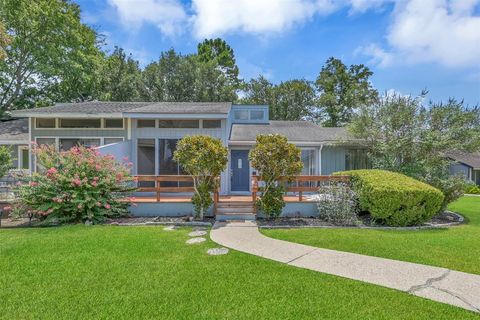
348,92,480,209
197,38,240,86
0,21,10,60
0,0,102,113
316,57,378,127
241,76,315,121
95,47,142,101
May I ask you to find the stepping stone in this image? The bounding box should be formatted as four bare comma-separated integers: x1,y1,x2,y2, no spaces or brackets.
186,237,206,244
163,226,177,231
207,247,229,256
188,230,207,237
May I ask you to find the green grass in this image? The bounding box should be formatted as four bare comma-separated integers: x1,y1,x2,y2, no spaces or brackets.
263,196,480,275
1,224,477,319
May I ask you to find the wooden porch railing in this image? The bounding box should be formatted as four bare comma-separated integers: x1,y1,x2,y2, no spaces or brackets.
251,175,350,202
135,175,220,208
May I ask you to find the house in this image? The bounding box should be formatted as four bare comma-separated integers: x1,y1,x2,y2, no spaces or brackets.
4,102,369,216
447,151,480,186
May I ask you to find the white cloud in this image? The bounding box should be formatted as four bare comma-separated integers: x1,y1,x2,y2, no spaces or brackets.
107,0,187,36
355,43,394,67
360,0,480,68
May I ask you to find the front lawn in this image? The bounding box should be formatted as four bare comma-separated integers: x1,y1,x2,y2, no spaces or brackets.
0,224,477,319
263,196,480,275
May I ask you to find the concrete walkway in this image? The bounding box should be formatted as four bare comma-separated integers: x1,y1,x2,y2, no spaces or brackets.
210,221,480,313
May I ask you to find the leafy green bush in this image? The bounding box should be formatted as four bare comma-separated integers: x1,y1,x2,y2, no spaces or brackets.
335,170,444,226
173,135,228,219
0,145,12,178
249,134,303,218
465,182,480,195
12,144,135,224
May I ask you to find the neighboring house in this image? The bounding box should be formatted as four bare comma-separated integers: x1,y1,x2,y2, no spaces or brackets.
0,118,30,170
447,151,480,186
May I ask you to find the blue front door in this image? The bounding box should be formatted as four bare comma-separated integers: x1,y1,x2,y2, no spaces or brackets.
231,150,250,192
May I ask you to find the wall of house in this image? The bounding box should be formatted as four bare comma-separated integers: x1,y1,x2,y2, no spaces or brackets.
130,118,230,194
449,162,472,181
321,146,346,174
97,140,132,161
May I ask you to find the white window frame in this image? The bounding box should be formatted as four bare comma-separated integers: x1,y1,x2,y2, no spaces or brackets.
17,146,30,170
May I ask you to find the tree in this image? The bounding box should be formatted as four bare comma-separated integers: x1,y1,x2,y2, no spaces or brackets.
0,21,10,60
0,145,12,178
0,0,102,114
241,77,315,121
96,47,143,101
197,38,240,87
316,57,378,127
173,135,228,219
348,92,480,210
249,134,303,218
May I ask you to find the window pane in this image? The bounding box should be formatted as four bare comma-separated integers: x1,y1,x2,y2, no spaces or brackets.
158,120,199,128
301,150,316,175
345,149,370,170
203,120,221,128
137,139,155,187
105,118,123,128
250,110,264,120
21,149,29,169
36,138,56,146
137,120,156,128
159,139,192,188
60,118,101,128
59,138,100,151
104,138,123,145
234,110,248,120
36,118,55,128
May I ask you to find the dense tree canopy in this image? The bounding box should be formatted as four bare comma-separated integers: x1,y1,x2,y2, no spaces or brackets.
316,57,378,127
0,21,9,60
0,0,102,115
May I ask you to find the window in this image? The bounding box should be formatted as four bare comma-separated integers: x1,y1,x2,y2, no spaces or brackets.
19,147,29,170
345,149,370,170
59,138,100,151
203,120,221,128
250,110,264,120
105,118,123,128
137,120,156,128
137,139,155,187
159,139,191,187
158,120,199,128
36,138,56,146
301,149,316,175
234,110,249,120
104,138,124,145
36,118,56,128
59,118,101,128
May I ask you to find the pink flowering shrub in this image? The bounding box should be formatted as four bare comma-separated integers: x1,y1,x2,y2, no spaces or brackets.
13,144,136,224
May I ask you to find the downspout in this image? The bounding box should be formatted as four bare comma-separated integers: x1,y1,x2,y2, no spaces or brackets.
319,144,323,175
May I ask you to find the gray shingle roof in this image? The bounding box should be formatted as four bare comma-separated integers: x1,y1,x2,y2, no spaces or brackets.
11,101,232,116
446,151,480,169
0,119,29,142
230,121,357,143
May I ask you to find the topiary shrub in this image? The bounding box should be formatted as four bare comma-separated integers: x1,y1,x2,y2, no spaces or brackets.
173,135,228,219
334,169,444,226
12,144,136,224
249,134,303,218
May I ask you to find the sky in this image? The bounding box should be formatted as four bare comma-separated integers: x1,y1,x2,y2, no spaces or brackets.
78,0,480,105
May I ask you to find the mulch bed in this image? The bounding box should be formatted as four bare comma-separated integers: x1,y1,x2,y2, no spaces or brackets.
258,210,464,229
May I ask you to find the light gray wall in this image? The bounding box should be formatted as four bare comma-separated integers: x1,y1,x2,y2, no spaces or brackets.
449,162,472,181
321,146,346,175
97,140,132,162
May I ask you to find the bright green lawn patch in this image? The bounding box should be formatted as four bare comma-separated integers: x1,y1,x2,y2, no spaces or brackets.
263,196,480,275
0,225,476,319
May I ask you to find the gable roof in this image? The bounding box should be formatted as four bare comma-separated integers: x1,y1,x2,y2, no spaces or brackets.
230,121,358,144
11,101,231,117
446,151,480,169
0,119,29,143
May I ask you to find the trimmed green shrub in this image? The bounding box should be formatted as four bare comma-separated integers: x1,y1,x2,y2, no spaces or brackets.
334,169,444,226
465,182,480,195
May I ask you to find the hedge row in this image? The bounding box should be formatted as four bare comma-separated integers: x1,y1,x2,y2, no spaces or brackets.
335,169,444,226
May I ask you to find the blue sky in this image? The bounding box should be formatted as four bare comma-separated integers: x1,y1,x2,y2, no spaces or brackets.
78,0,480,105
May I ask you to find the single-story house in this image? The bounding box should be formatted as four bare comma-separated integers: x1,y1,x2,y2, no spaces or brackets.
447,151,480,186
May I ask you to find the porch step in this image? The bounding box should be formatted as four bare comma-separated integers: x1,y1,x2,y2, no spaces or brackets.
215,213,256,221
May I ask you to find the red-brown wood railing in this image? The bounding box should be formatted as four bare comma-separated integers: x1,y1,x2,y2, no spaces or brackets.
135,175,219,209
251,175,350,202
